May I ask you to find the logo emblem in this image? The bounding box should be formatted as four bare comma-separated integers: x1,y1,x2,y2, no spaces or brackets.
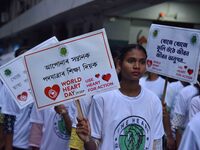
60,47,68,56
44,84,60,100
17,91,28,101
114,116,151,150
53,112,70,140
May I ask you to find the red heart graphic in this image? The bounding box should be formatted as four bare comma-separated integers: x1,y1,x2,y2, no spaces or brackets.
44,84,60,100
184,66,188,69
147,59,152,67
187,69,193,75
17,92,28,101
102,73,111,82
95,74,100,78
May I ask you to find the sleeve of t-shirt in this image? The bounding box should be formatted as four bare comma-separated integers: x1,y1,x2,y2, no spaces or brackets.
30,104,44,124
153,97,164,140
1,86,20,115
189,96,200,120
88,95,103,140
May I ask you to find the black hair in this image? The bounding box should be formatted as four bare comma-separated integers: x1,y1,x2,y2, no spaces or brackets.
119,44,147,61
14,46,29,57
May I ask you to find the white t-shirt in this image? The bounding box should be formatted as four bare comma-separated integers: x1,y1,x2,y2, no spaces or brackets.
89,87,164,150
30,101,77,150
189,96,200,120
173,85,198,128
1,85,33,149
178,112,200,150
139,76,166,100
165,81,184,119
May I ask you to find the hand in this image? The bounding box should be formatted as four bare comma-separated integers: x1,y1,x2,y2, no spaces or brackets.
54,104,67,115
76,117,91,143
166,136,176,150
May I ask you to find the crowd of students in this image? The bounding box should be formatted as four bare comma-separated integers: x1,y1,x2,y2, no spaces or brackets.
0,43,199,150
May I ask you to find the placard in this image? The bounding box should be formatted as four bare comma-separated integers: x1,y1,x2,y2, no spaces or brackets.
0,37,58,109
146,24,200,83
24,29,120,109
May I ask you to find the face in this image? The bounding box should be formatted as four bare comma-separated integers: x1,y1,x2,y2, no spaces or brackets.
118,48,146,81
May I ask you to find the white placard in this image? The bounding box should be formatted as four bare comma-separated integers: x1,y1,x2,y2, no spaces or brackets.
24,29,120,110
0,37,58,109
146,24,200,83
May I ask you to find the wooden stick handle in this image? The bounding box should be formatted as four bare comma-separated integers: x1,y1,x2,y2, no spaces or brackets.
75,99,84,119
161,77,168,105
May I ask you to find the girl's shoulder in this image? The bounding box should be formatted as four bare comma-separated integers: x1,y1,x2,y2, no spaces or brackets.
93,89,119,99
142,86,161,103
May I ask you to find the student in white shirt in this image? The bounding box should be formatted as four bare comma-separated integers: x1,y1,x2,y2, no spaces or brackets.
140,72,166,100
76,44,164,150
189,95,200,120
1,47,31,150
29,103,76,150
172,84,199,148
29,98,91,150
178,112,200,150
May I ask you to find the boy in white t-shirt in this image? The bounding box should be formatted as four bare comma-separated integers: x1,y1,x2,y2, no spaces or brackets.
76,44,164,150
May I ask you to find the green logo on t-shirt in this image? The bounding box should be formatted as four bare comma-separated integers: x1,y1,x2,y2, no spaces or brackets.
114,116,151,150
58,119,67,135
53,114,70,140
119,124,145,150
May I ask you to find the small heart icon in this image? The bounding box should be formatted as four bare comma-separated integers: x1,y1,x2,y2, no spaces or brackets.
184,66,188,69
17,92,28,101
102,73,111,82
44,84,60,100
95,74,100,78
187,69,193,75
147,59,152,67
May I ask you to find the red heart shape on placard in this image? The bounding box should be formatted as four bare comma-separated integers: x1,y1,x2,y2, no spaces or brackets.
147,59,152,67
102,73,111,82
17,92,28,101
95,74,100,78
184,66,188,69
44,84,60,100
187,69,193,75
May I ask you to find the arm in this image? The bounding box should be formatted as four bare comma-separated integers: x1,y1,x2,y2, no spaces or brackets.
163,103,175,150
29,123,43,150
76,118,98,150
0,113,5,149
171,113,185,148
54,104,72,134
4,114,16,150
